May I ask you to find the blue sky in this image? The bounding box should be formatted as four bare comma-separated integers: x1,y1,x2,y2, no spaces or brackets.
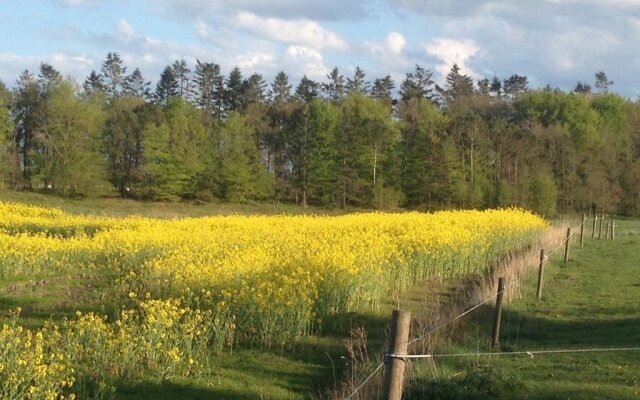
1,0,639,97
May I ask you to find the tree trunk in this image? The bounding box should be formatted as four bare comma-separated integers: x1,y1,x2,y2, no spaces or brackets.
373,144,378,189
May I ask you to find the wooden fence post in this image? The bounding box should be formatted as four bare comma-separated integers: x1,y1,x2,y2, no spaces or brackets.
383,310,411,400
536,249,545,301
592,213,597,238
612,220,616,240
606,221,611,240
563,227,571,266
491,277,505,348
598,214,604,239
580,214,586,247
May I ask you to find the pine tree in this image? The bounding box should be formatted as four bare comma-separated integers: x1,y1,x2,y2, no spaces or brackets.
295,76,319,103
124,68,151,99
267,73,293,199
213,73,226,119
399,65,434,101
574,81,591,94
489,76,502,97
399,98,444,205
371,75,395,102
13,70,41,187
322,67,345,102
37,63,62,94
346,66,369,95
270,71,291,103
225,66,244,112
503,74,528,99
171,59,192,100
193,60,225,116
241,73,267,109
438,63,474,105
0,80,17,189
154,66,178,105
594,71,613,93
307,100,340,205
83,70,106,97
101,52,127,100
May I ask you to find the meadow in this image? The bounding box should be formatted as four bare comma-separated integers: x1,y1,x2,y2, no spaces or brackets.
410,219,640,399
0,200,547,399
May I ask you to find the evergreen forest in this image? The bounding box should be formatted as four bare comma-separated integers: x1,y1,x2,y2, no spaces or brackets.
1,53,639,217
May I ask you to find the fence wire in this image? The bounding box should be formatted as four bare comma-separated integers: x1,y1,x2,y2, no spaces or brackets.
342,217,599,400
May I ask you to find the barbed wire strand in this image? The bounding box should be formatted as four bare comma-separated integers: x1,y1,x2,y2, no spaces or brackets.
545,219,584,259
342,361,385,400
407,289,504,347
387,346,640,360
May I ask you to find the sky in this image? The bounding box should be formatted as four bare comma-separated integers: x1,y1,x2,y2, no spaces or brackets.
1,0,639,97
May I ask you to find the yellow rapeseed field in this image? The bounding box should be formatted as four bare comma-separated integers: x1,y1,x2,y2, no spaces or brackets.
0,202,547,399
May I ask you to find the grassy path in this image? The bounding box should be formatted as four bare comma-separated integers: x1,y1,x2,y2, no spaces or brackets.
414,220,640,399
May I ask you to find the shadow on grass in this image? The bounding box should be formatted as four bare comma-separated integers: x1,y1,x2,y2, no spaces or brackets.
491,307,640,350
117,380,259,400
454,304,640,351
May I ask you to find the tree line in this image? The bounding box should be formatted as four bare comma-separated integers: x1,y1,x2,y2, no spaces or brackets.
1,52,639,216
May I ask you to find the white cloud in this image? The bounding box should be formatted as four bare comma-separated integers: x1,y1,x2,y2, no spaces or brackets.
366,31,406,56
155,0,368,21
0,52,96,84
424,38,479,77
364,31,409,76
384,32,407,54
55,0,105,6
116,19,139,43
284,46,329,80
236,12,349,51
194,19,209,39
236,51,277,71
544,0,640,6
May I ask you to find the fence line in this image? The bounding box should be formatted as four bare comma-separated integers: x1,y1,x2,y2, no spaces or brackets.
407,289,503,347
342,217,601,400
387,346,640,360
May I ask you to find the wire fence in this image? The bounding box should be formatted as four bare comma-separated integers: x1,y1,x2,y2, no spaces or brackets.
387,346,640,360
341,216,634,400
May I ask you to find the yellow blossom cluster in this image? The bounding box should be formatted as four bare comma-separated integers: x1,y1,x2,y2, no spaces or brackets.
0,310,75,400
1,300,214,399
0,202,547,348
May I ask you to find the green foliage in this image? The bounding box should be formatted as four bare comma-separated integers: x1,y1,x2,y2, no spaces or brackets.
215,112,274,201
399,98,447,206
133,109,181,201
1,59,640,214
414,363,524,400
0,82,17,190
32,80,112,197
527,169,558,217
306,100,340,206
337,93,399,207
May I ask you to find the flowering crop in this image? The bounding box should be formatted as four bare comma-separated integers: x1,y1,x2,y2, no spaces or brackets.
0,202,547,397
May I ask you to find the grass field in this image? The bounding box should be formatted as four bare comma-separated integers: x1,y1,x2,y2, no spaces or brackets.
0,190,340,218
411,219,640,399
0,194,547,400
2,191,637,399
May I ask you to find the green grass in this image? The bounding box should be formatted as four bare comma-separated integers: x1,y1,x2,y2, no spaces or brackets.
412,223,640,399
0,190,347,218
2,190,637,399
